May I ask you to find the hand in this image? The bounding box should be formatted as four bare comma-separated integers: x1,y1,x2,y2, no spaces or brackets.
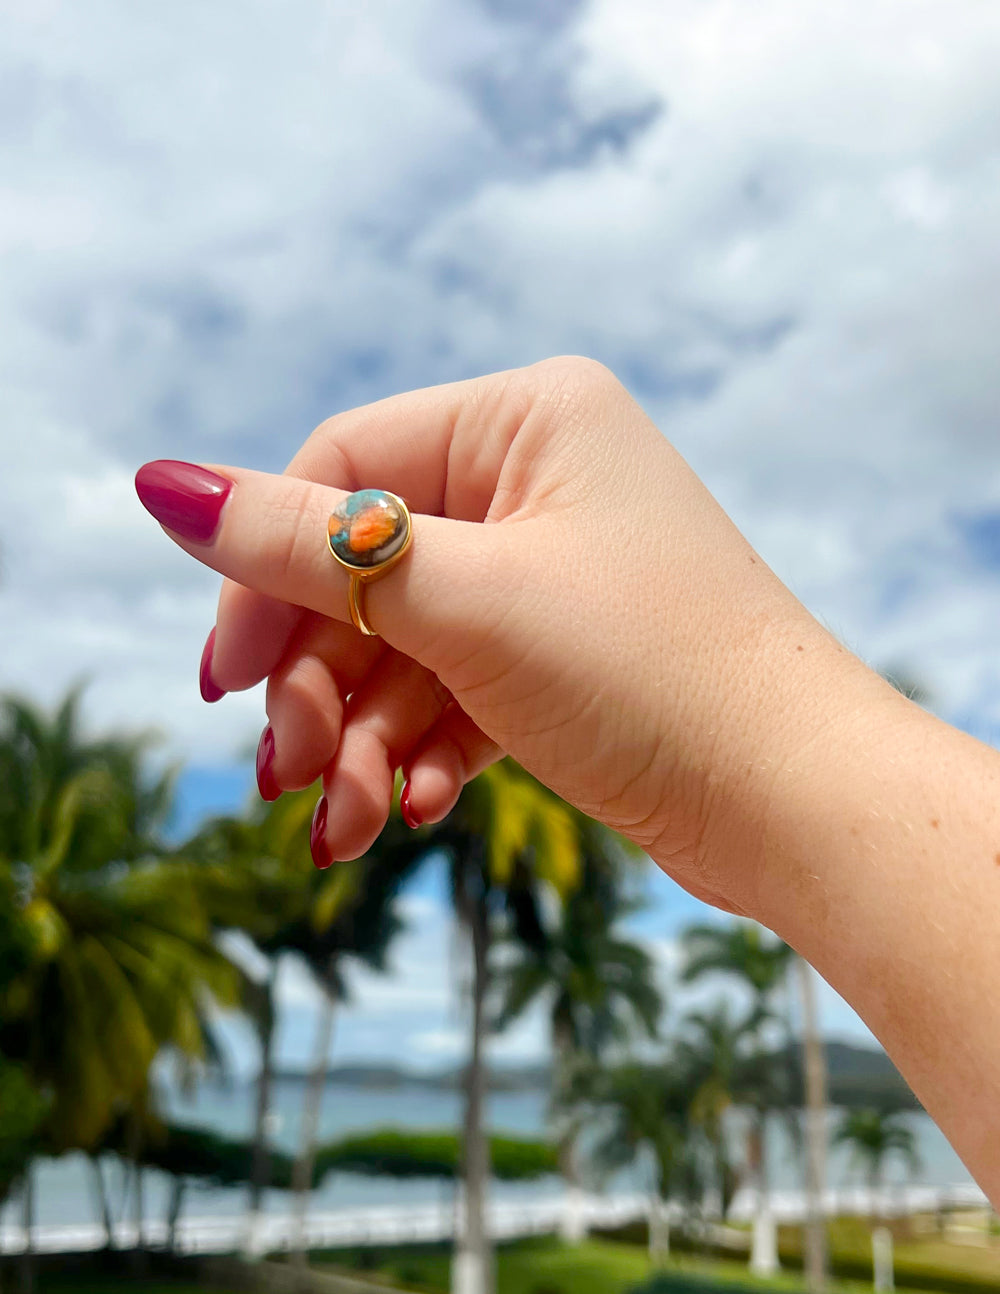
137,360,1000,1205
136,357,863,913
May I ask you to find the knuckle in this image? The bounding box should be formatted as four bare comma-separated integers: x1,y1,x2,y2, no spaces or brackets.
531,354,622,398
523,356,626,436
265,487,323,590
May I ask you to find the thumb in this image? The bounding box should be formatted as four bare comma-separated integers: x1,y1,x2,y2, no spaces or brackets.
134,459,507,676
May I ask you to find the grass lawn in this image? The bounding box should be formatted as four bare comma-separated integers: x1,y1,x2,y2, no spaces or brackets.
317,1236,883,1294
778,1216,1000,1289
34,1284,237,1294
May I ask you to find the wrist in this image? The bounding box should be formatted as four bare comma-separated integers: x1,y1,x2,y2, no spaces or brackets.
742,650,936,939
695,619,895,926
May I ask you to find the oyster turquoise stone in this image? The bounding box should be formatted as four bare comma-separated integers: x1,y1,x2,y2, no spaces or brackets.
327,489,409,570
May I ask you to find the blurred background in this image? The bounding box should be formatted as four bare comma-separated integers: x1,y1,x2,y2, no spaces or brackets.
2,2,999,1292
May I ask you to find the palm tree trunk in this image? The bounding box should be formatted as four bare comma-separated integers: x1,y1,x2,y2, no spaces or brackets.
290,981,337,1268
710,1115,730,1223
87,1156,115,1250
867,1163,894,1291
130,1162,147,1274
125,1117,148,1276
796,956,829,1293
244,972,277,1259
166,1178,185,1254
452,888,494,1294
648,1193,670,1264
552,1019,586,1244
749,1109,778,1276
18,1168,34,1294
557,1133,586,1244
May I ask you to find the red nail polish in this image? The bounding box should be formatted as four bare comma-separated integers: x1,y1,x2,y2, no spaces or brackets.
199,628,226,703
135,459,232,544
310,797,333,869
256,726,281,801
400,780,422,830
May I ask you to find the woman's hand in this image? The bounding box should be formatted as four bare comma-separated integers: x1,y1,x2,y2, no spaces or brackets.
136,357,864,913
138,357,1000,1204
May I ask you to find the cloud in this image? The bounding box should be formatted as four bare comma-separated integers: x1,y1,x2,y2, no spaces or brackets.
7,0,1000,751
0,0,662,759
4,0,999,1069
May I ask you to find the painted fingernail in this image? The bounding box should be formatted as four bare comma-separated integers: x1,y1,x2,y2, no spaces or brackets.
400,780,422,830
256,726,281,802
310,796,333,869
135,460,232,544
199,628,226,703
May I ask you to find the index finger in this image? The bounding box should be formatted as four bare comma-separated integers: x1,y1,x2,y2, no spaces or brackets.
211,367,531,693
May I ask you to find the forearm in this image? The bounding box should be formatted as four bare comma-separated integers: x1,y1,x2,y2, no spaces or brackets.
753,663,1000,1202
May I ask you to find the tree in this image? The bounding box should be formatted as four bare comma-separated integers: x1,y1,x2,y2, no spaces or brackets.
183,787,315,1243
574,1056,704,1262
494,839,662,1239
679,919,802,1277
0,689,242,1272
189,783,427,1264
834,1107,920,1293
833,1107,920,1220
796,956,830,1292
675,1002,756,1221
276,836,422,1266
428,760,583,1294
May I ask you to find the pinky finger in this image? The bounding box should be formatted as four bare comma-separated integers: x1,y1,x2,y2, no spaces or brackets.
401,704,505,827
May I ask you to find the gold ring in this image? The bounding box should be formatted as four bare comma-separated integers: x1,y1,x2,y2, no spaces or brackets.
327,489,413,637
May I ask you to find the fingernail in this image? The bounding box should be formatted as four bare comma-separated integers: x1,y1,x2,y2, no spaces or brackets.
199,628,226,703
135,459,232,544
256,726,281,802
310,797,333,869
400,780,422,830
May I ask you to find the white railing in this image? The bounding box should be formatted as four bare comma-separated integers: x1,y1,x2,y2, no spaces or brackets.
0,1182,986,1256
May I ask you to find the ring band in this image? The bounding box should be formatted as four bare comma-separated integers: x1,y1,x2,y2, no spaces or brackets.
327,489,413,638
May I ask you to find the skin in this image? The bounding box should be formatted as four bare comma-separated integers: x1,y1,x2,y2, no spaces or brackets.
146,357,1000,1203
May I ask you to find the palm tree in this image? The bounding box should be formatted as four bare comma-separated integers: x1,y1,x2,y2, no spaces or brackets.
428,760,583,1294
574,1056,704,1261
834,1107,920,1293
274,832,423,1265
675,1002,755,1222
189,784,427,1264
796,956,830,1292
494,840,663,1239
679,919,797,1276
834,1107,920,1220
185,789,321,1251
0,690,242,1268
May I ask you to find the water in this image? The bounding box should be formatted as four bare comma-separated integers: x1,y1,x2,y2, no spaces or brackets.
8,1077,977,1233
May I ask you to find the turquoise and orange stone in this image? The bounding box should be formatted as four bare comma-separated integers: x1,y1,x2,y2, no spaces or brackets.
327,489,409,570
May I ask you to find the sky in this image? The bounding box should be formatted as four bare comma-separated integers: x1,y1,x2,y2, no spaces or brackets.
3,0,1000,1076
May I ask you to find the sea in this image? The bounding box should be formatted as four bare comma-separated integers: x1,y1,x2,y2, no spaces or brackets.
4,1075,978,1232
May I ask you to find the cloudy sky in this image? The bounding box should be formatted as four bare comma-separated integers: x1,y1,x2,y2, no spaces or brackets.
4,0,1000,1073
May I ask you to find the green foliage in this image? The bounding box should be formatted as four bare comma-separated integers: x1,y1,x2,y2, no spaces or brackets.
0,1057,47,1200
495,844,662,1061
97,1120,555,1190
0,689,242,1153
566,1057,707,1204
679,920,793,1001
315,1127,558,1181
111,1118,296,1190
628,1276,807,1294
450,761,583,896
832,1107,921,1191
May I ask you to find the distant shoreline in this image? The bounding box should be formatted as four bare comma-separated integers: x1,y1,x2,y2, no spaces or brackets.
233,1039,922,1109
